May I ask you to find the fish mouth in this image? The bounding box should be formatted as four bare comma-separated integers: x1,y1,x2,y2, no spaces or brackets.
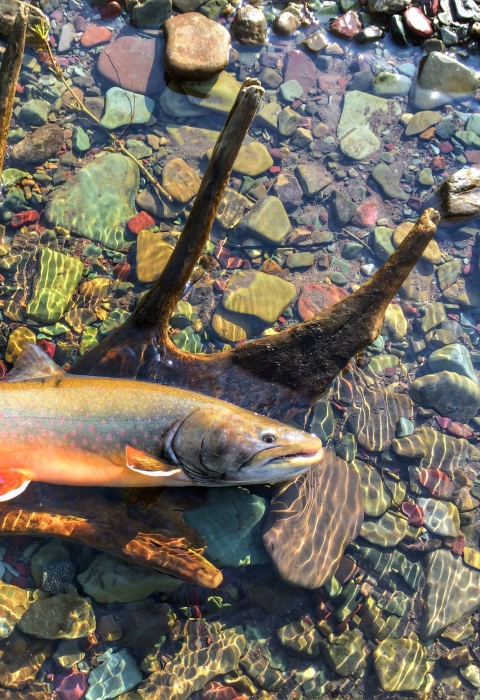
243,445,324,472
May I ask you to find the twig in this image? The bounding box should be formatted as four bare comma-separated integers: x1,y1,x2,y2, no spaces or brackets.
342,227,375,255
0,4,28,182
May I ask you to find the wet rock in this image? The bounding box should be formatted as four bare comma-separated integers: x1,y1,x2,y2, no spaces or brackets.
461,665,480,688
277,619,321,658
352,460,392,517
405,110,440,136
27,248,83,324
273,10,301,35
393,221,442,263
18,589,95,639
371,164,409,201
425,167,480,223
245,196,291,244
54,639,85,668
11,124,64,165
442,646,472,668
211,306,254,342
162,158,201,203
373,636,429,691
99,87,155,130
130,0,172,27
360,510,408,547
116,600,175,647
394,426,480,477
58,22,75,52
403,6,433,38
381,303,407,339
283,50,317,98
72,126,90,153
279,79,303,103
0,582,32,639
410,371,480,422
232,5,266,45
0,629,53,689
0,0,50,48
160,81,209,118
368,0,410,11
329,11,361,39
297,283,348,321
136,230,174,283
410,52,478,110
337,91,389,141
31,540,70,587
429,344,478,384
164,13,230,80
182,71,241,114
19,99,49,127
373,71,411,97
272,172,303,209
355,25,385,42
97,35,166,95
258,67,283,89
5,327,37,364
418,498,460,536
318,629,367,677
287,252,314,268
437,258,461,290
256,102,281,129
80,24,112,48
419,468,454,499
421,548,480,639
331,190,356,225
217,188,252,228
373,226,395,260
278,106,301,136
340,125,380,161
222,269,295,324
138,628,246,699
86,649,142,700
46,153,139,250
303,29,329,52
351,197,379,227
296,163,332,197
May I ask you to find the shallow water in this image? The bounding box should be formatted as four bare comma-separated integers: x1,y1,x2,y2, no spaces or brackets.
2,0,480,697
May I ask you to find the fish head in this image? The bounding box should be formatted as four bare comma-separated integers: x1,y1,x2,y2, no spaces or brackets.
164,405,324,485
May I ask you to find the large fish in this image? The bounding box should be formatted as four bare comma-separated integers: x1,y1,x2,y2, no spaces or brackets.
0,345,323,500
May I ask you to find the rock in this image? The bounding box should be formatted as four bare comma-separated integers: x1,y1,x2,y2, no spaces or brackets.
291,127,313,149
136,230,174,283
46,153,139,251
137,188,185,220
360,511,408,547
277,619,321,658
84,96,105,120
256,102,282,129
418,498,460,537
371,163,409,201
159,81,209,117
337,91,389,141
419,168,434,186
86,649,142,700
217,188,252,228
0,629,53,689
429,344,478,384
130,0,172,27
19,99,49,127
26,248,84,324
303,29,329,52
258,67,283,89
163,13,230,80
340,125,380,161
373,636,429,692
97,35,166,95
410,52,478,110
11,124,64,165
381,303,407,340
231,142,273,176
352,460,392,517
368,353,398,373
72,126,90,153
182,71,241,114
373,226,395,260
31,540,70,587
138,628,246,700
99,87,155,130
245,196,291,244
222,269,295,324
232,5,266,45
273,10,301,35
425,167,480,223
278,106,301,136
401,260,434,303
393,221,442,263
331,190,357,225
0,0,50,48
58,22,75,52
125,138,152,160
461,665,480,688
329,10,361,38
77,553,181,603
184,488,269,567
373,71,412,97
283,50,317,98
279,79,303,103
272,172,303,209
162,158,201,203
368,0,410,12
421,301,446,332
18,589,95,639
296,163,332,197
410,371,480,422
54,639,85,668
115,600,175,647
0,582,32,639
5,327,37,364
287,252,314,268
405,110,440,136
319,630,367,677
297,283,348,321
403,6,433,38
421,549,480,639
211,306,254,342
80,24,112,48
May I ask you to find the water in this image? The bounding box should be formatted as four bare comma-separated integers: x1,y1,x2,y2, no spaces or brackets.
1,0,480,697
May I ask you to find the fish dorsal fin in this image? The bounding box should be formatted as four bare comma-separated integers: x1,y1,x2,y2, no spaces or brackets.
4,344,66,382
126,446,182,477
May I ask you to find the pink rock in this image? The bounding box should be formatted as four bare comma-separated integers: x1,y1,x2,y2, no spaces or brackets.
127,211,155,234
329,11,361,39
283,50,317,98
113,261,131,281
73,16,86,32
350,197,379,227
318,74,337,94
463,263,471,276
297,283,349,321
50,10,62,19
451,534,466,555
269,165,281,174
447,422,473,439
213,279,227,293
439,142,453,154
97,34,166,95
268,148,285,161
419,468,454,499
465,150,480,165
99,1,122,19
435,416,452,430
80,24,112,48
403,7,433,38
401,501,424,527
54,672,88,700
214,245,243,269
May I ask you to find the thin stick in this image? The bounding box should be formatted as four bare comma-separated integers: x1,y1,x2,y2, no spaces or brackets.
0,4,28,182
342,227,375,255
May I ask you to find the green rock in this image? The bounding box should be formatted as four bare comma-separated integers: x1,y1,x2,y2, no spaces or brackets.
291,127,313,149
171,326,203,353
368,353,398,373
182,71,241,114
331,189,356,225
5,187,29,212
410,51,479,110
381,302,407,339
223,269,296,324
319,629,367,677
18,589,96,640
79,326,100,355
19,99,50,126
131,0,172,27
342,242,363,259
232,142,273,176
53,640,85,668
184,488,269,566
421,301,446,332
286,252,314,268
198,0,228,19
46,153,140,250
295,163,332,197
77,553,181,603
337,90,389,141
437,258,462,290
27,248,84,324
257,102,282,130
418,497,460,537
429,343,478,384
245,195,291,244
278,106,301,136
373,636,429,692
410,370,480,422
125,138,152,159
7,127,26,143
340,125,380,160
279,79,303,102
461,665,480,688
397,416,414,437
329,271,347,286
99,87,155,130
373,71,411,97
159,81,209,118
419,167,434,186
98,308,131,337
2,168,31,188
373,226,395,261
371,164,409,201
360,510,408,547
72,126,90,153
335,433,356,462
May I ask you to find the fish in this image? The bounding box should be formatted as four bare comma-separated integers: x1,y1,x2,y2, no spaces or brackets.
0,344,324,501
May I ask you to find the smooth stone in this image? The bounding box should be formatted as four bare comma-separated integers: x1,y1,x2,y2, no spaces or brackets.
373,226,395,261
232,142,273,176
393,221,442,263
337,90,389,141
297,283,348,320
352,460,392,517
461,665,480,688
217,188,252,228
182,71,241,114
373,71,411,97
46,153,139,251
287,252,314,268
373,636,429,692
19,99,49,126
53,639,86,668
319,630,367,677
97,35,166,95
136,188,185,220
381,303,407,339
11,124,64,165
125,138,152,159
27,248,84,324
99,87,155,130
419,168,434,186
371,163,409,201
256,102,282,129
0,0,50,48
437,258,462,290
245,196,291,244
0,582,31,639
222,269,296,324
421,301,446,332
273,10,301,35
405,110,441,136
80,24,112,48
410,52,479,110
130,0,172,27
340,125,380,161
58,22,75,52
78,553,181,603
418,498,460,537
163,13,230,81
397,416,414,437
283,49,317,98
272,172,303,209
18,589,95,639
72,126,90,152
162,157,201,203
277,619,321,658
258,67,283,89
296,163,332,197
184,488,269,566
410,371,480,422
86,649,142,700
0,629,53,688
429,344,478,384
279,79,303,103
159,81,209,117
278,106,301,136
136,230,174,283
360,511,408,547
232,4,266,45
331,189,356,225
211,306,254,342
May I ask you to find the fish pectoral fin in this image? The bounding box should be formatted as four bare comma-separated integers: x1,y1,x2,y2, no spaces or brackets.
0,471,30,501
125,446,182,477
4,343,65,382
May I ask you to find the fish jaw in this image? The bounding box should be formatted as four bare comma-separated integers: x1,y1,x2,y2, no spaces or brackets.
233,443,325,484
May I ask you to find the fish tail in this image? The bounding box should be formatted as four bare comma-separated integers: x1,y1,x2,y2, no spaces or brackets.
0,471,31,501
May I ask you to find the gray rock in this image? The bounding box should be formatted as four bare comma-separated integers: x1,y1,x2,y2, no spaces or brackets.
372,164,409,201
373,71,412,97
424,167,480,223
410,370,480,422
410,52,479,110
19,99,50,126
58,22,75,53
429,343,478,384
131,0,172,27
331,189,356,225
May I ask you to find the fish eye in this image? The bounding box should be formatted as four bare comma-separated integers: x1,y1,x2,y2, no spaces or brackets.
262,432,277,444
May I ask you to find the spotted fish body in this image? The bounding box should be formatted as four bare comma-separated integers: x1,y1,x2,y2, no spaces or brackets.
0,345,324,500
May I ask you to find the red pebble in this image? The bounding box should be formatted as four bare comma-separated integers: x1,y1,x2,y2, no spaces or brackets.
113,260,131,281
201,682,247,700
408,196,423,211
127,211,155,234
435,415,452,430
351,197,379,227
451,535,466,556
10,209,39,227
99,1,122,19
213,279,227,293
37,339,56,358
329,10,362,39
401,501,424,527
337,76,347,90
291,99,302,110
463,263,471,275
16,83,24,94
268,148,285,161
419,468,454,499
447,422,473,439
431,156,446,171
214,245,243,269
15,562,27,575
403,6,433,37
439,142,453,154
269,165,281,174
